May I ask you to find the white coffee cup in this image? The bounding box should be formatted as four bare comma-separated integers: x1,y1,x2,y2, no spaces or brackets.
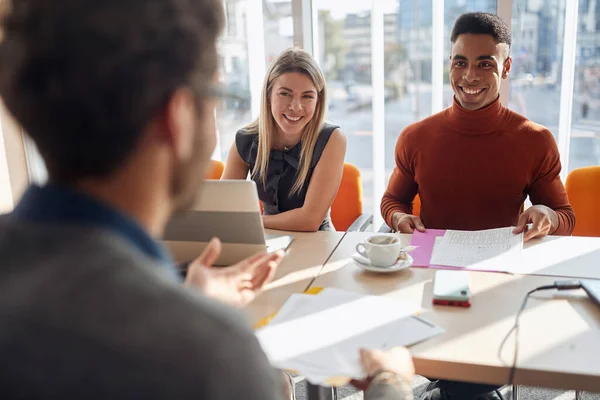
355,235,403,267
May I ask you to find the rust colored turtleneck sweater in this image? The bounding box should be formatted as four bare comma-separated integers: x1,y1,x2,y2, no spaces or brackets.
381,97,575,235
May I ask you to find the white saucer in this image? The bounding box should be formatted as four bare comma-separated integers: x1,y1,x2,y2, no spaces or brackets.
351,253,413,273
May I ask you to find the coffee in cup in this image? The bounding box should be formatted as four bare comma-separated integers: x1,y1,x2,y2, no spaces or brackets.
355,235,404,267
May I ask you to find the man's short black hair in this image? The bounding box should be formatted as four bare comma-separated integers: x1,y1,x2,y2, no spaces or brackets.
451,12,511,47
0,0,223,182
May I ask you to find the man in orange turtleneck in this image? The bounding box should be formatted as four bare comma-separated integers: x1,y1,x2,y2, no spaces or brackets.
382,12,575,400
381,12,575,244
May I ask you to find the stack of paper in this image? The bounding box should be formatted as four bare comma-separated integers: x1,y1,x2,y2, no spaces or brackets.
255,288,444,385
411,227,524,273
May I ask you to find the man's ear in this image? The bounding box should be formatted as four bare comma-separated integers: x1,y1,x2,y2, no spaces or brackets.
164,87,196,161
501,57,512,79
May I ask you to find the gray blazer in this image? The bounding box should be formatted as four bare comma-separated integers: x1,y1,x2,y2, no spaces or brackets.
0,216,410,399
0,217,282,398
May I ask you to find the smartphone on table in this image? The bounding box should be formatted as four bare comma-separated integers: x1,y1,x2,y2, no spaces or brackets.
432,270,472,308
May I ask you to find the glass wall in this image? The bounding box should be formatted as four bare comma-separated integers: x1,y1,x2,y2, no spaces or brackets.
569,0,600,171
315,0,375,212
217,0,251,161
10,0,600,218
384,0,434,187
510,0,565,145
216,0,294,162
264,0,294,66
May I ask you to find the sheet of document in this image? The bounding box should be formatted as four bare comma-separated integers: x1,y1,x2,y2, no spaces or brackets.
255,288,444,384
429,227,523,272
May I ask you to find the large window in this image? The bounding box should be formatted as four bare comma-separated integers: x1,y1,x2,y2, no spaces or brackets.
6,0,599,221
315,0,375,212
216,0,293,162
569,0,600,171
385,0,434,183
510,0,565,143
217,0,251,162
264,0,294,65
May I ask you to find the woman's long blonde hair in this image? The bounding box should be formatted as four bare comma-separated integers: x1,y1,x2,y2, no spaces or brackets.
243,48,327,195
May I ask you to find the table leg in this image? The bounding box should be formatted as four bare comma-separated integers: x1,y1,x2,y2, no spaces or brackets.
512,384,519,400
306,383,336,400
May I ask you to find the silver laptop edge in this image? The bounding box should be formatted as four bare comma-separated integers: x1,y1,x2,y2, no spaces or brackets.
162,180,293,265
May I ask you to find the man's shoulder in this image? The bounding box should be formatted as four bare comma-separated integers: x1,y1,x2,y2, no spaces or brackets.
0,217,275,397
0,216,248,329
398,109,448,142
505,108,555,142
3,217,230,315
0,218,262,362
0,216,161,279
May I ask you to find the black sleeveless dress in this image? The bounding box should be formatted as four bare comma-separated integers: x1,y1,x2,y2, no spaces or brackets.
235,123,339,231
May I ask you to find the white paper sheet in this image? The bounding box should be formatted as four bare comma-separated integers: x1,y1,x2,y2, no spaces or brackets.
255,288,444,384
429,227,523,272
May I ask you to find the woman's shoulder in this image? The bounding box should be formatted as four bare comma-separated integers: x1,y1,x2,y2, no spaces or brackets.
235,127,258,164
320,122,340,136
235,126,257,140
315,122,342,148
309,122,343,168
235,127,258,145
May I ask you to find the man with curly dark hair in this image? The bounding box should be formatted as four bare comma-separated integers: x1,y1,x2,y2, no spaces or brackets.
383,12,574,400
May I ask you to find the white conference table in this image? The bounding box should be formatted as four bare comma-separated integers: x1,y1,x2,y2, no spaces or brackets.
310,232,600,392
508,234,600,279
245,230,344,324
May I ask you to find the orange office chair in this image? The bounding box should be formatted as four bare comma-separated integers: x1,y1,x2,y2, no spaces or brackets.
565,166,600,237
412,194,421,217
205,159,225,180
331,163,372,231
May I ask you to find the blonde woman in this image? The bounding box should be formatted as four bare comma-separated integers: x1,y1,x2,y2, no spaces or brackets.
222,48,346,232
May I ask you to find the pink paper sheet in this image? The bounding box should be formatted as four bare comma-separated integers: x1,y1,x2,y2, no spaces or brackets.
409,229,515,273
409,229,446,268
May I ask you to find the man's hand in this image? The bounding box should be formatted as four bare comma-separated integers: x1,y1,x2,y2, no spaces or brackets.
351,347,415,391
360,347,414,380
392,212,426,233
513,205,558,241
185,237,284,308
